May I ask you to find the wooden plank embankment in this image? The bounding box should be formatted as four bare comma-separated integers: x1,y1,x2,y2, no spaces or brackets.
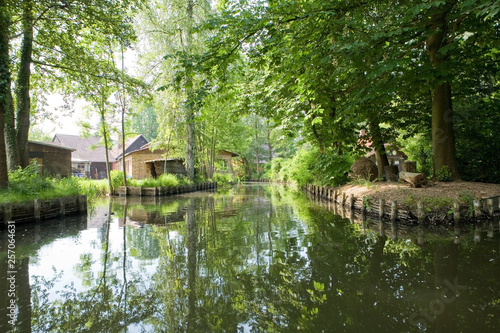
117,182,216,197
303,184,498,225
0,195,87,225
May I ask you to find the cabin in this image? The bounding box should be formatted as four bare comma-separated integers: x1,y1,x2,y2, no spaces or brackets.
217,150,239,174
52,134,114,179
28,141,75,177
112,135,182,179
143,158,187,178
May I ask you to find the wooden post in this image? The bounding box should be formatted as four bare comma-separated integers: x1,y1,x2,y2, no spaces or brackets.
334,190,339,203
59,198,66,217
342,192,347,206
379,199,385,219
453,201,460,223
349,194,355,209
473,200,482,218
361,196,367,213
487,222,494,238
474,224,481,243
34,199,41,221
391,220,397,241
417,226,425,245
4,203,12,223
417,201,425,223
390,201,398,221
486,199,494,217
78,195,86,213
379,219,385,237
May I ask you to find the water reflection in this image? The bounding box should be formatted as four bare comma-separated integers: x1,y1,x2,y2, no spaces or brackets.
0,184,499,332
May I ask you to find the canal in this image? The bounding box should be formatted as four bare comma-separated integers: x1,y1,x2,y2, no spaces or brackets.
1,183,499,332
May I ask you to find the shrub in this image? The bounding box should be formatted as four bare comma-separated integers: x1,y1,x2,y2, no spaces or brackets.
77,179,109,198
436,166,454,182
110,170,125,192
212,172,233,185
158,173,180,187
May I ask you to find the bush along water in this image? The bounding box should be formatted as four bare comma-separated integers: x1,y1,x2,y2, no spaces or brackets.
212,172,234,189
1,162,81,203
265,144,355,187
111,170,202,189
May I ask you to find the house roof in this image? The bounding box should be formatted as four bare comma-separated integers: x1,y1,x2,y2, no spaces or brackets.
218,149,239,157
29,140,75,151
52,134,114,163
113,134,149,160
144,158,184,163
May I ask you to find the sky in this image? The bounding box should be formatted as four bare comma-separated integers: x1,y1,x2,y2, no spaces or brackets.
36,49,139,138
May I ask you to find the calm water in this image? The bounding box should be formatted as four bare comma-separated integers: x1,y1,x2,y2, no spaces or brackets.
0,184,499,332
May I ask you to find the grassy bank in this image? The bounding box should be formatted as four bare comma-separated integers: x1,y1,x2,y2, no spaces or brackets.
0,164,110,204
0,166,235,204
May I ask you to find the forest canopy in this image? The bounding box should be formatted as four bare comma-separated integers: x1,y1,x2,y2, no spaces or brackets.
0,0,499,188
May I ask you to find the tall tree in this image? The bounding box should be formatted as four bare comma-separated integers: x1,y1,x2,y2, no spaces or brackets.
0,0,12,187
14,0,33,168
203,0,499,181
3,0,141,170
134,0,212,181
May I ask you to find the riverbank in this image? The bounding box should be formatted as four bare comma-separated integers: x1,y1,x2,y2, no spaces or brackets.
339,180,500,209
305,180,500,225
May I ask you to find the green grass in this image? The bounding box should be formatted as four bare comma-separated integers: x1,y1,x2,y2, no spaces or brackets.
0,163,113,204
0,163,212,205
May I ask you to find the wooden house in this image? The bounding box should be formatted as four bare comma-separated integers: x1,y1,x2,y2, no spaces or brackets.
143,158,186,178
112,135,182,179
217,150,239,174
52,134,114,179
28,141,75,177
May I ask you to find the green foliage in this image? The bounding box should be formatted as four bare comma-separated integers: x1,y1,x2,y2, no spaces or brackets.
110,170,124,192
212,172,233,185
454,97,500,183
76,179,109,199
436,166,454,182
402,193,454,210
0,162,98,203
125,173,182,188
267,145,353,187
158,173,181,187
397,133,433,176
7,162,53,196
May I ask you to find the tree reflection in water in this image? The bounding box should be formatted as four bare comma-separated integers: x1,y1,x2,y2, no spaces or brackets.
2,184,497,332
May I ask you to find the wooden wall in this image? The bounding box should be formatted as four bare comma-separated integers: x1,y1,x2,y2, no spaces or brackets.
28,142,72,177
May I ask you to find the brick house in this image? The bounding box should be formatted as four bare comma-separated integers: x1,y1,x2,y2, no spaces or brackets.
52,134,114,179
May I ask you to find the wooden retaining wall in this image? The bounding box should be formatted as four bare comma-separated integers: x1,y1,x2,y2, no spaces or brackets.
117,182,216,197
312,196,499,244
0,195,87,225
304,184,499,224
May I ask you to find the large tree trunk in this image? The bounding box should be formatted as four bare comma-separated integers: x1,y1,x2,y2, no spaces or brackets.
369,120,389,179
15,0,34,168
426,0,460,180
0,0,11,187
430,82,459,179
184,0,195,181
